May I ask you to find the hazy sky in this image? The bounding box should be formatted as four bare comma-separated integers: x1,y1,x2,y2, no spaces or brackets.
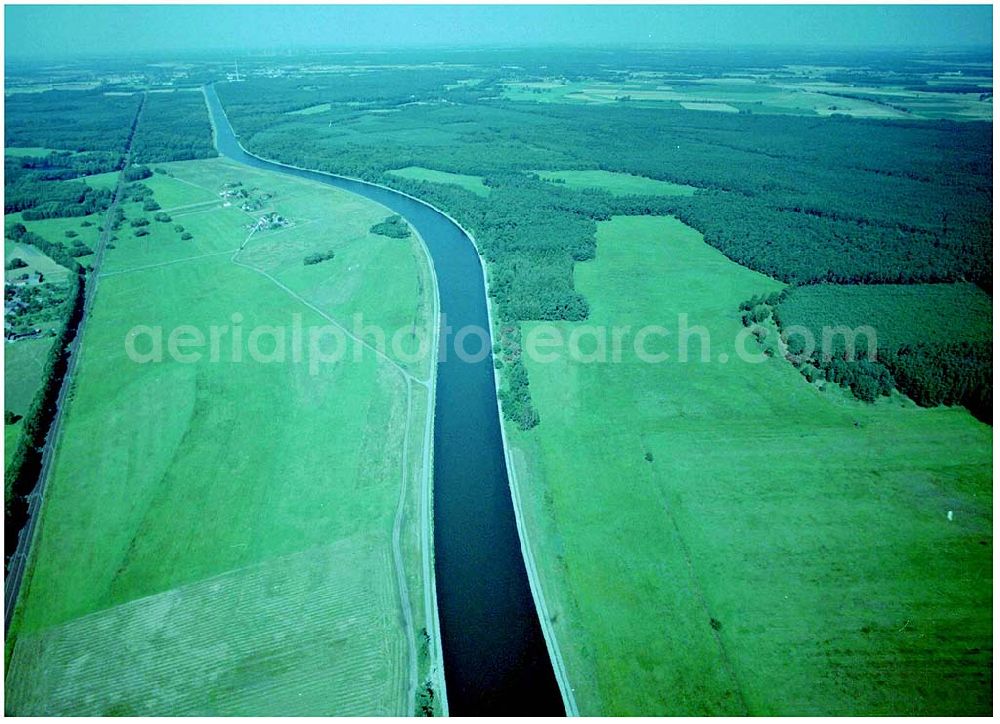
5,4,993,59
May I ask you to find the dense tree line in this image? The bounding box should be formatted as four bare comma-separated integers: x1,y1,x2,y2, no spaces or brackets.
304,250,336,265
741,285,992,421
6,224,84,272
5,271,85,557
883,342,991,422
5,173,113,218
123,165,153,182
131,91,217,163
6,150,121,181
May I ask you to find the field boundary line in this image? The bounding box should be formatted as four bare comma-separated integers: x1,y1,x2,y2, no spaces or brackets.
229,248,429,388
163,199,219,213
99,249,238,278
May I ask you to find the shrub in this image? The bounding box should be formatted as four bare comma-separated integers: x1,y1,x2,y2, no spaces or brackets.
304,249,336,266
370,214,411,239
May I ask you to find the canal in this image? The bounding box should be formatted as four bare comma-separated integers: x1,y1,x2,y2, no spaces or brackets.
203,84,566,716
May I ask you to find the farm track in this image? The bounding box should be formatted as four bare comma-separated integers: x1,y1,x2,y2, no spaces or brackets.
4,94,147,634
99,249,239,278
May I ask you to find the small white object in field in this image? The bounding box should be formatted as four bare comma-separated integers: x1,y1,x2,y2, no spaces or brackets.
947,510,954,521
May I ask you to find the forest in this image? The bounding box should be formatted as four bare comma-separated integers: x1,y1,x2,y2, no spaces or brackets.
739,284,992,421
215,72,991,424
131,91,217,163
5,90,139,155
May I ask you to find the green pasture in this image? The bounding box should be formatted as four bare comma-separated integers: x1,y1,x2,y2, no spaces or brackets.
8,214,101,266
4,147,73,157
287,102,332,115
388,166,490,197
4,337,56,418
6,157,434,715
500,76,985,120
4,241,71,281
534,169,696,197
80,170,121,190
509,215,992,715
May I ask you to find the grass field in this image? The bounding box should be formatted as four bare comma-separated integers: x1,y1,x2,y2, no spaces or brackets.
4,241,71,282
287,102,333,115
7,212,103,266
680,101,740,113
387,166,490,197
79,170,121,190
5,157,436,715
4,147,72,157
4,337,56,417
4,337,56,479
534,169,697,196
507,215,992,715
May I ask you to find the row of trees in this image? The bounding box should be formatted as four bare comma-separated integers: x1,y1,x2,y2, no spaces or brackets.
5,171,114,219
6,223,84,272
5,268,85,556
7,150,121,180
740,287,992,421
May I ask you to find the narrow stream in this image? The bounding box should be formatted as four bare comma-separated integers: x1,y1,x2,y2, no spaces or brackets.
204,85,565,716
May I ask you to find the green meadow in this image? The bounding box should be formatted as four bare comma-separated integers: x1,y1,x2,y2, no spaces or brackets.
4,338,56,476
4,241,70,282
4,338,55,418
4,147,73,157
508,215,991,715
6,158,435,715
534,169,696,196
388,166,490,197
287,102,333,115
